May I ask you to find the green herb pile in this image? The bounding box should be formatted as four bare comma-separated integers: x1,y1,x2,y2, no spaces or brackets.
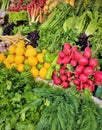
37,3,78,52
0,63,102,130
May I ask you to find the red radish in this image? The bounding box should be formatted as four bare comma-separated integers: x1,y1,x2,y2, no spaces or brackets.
74,51,82,61
53,77,62,85
89,58,98,68
76,86,81,90
83,66,94,76
58,51,65,58
79,74,88,83
59,69,65,75
73,79,80,85
63,43,71,50
83,47,92,58
61,65,67,70
88,85,95,92
52,70,57,76
74,73,79,78
65,71,72,77
62,57,71,64
75,65,84,74
83,83,90,89
67,77,72,81
79,56,88,66
62,81,69,88
94,71,102,85
64,49,71,56
70,59,77,67
57,58,63,64
60,75,67,81
83,83,95,92
87,79,94,86
71,46,78,52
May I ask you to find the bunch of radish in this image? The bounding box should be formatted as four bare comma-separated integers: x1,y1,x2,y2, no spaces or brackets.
8,0,46,12
8,0,46,23
52,43,102,92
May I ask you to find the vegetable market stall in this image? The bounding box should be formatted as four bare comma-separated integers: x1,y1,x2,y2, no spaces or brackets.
0,0,102,129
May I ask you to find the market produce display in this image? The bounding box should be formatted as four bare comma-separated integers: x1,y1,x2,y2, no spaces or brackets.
0,0,102,129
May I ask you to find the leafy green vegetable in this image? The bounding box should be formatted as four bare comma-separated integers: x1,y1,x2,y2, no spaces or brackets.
0,64,102,130
8,11,28,24
37,3,77,52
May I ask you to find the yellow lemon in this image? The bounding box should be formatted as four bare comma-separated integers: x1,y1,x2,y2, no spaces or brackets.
16,64,24,72
16,40,25,47
37,53,44,63
15,55,24,64
10,63,17,68
4,60,11,69
44,63,50,69
16,47,25,55
31,67,39,78
26,45,33,49
0,53,6,62
39,67,47,79
25,48,37,57
8,45,16,54
28,56,38,66
6,54,15,64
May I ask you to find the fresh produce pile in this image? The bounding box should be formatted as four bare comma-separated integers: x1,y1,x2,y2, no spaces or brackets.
51,43,102,91
0,0,102,129
0,65,102,130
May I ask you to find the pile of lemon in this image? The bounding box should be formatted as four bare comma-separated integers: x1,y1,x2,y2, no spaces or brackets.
0,41,51,79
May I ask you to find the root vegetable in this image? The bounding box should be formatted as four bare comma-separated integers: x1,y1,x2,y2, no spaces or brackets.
94,71,102,85
83,66,94,76
60,75,67,81
75,65,84,74
84,46,92,59
79,74,88,83
79,56,88,66
89,58,98,68
62,81,69,88
73,79,80,85
70,59,77,67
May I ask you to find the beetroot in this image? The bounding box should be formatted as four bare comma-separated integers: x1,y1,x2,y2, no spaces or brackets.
83,66,94,76
79,74,88,83
75,65,84,74
94,71,102,85
83,47,92,58
70,59,77,67
89,58,98,68
62,81,69,88
79,56,88,66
